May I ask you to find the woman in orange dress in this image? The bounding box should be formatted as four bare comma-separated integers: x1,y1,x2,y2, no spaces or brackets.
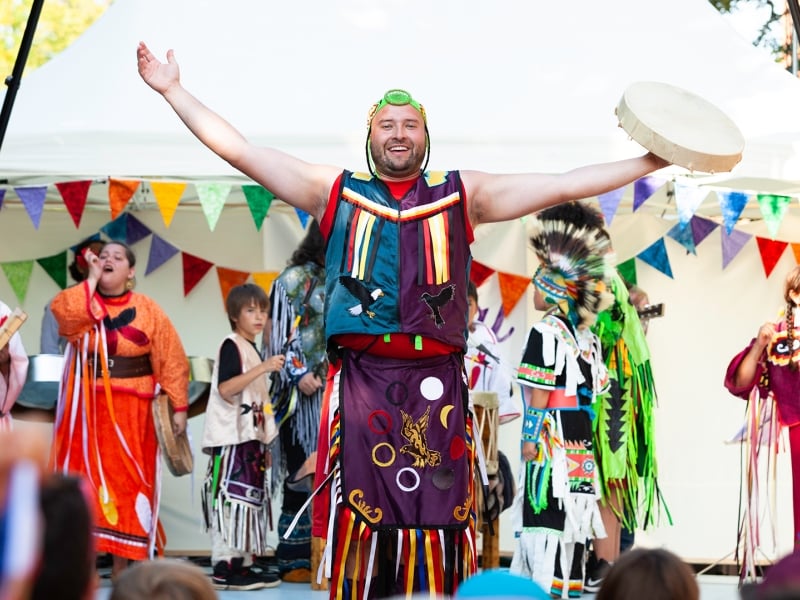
50,241,189,577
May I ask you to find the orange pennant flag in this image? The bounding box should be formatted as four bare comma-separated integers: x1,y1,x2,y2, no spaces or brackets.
792,242,800,264
55,180,92,228
108,179,141,219
497,271,531,316
150,181,187,228
252,271,279,296
182,252,214,297
216,266,250,306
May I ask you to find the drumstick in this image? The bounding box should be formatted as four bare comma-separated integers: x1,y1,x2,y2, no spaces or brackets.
0,308,28,351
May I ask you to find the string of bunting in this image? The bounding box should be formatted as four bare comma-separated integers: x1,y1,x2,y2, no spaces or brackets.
1,175,799,313
0,211,287,306
0,178,311,231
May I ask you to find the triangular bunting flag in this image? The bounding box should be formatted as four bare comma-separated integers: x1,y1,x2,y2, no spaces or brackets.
757,193,791,239
55,180,92,228
295,208,310,228
150,181,187,228
195,182,231,231
36,251,68,290
637,238,673,278
1,260,34,304
69,233,103,254
755,236,788,278
470,261,496,287
721,227,752,269
616,257,637,286
717,190,750,235
108,179,140,219
14,186,48,229
674,182,708,229
497,271,530,316
102,214,128,242
0,188,5,210
666,222,696,255
597,186,626,225
182,252,214,296
126,213,152,246
242,185,275,231
145,234,180,275
633,176,666,211
252,271,279,295
792,242,800,264
691,216,718,247
216,267,250,306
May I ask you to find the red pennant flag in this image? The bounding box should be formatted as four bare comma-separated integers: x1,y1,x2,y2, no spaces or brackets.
216,267,250,306
497,271,530,316
108,179,141,219
181,252,214,296
470,261,496,287
55,180,92,228
755,236,788,278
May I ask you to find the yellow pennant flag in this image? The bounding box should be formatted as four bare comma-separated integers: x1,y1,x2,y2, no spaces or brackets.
252,271,279,296
150,181,187,228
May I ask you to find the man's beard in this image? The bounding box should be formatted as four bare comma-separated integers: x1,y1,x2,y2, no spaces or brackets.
370,143,423,178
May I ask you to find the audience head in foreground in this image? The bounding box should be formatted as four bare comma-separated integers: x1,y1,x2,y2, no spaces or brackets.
596,547,699,600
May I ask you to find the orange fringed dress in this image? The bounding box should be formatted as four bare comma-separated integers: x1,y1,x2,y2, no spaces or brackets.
50,282,189,560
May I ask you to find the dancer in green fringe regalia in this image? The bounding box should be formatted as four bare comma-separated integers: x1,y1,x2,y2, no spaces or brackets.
535,202,669,592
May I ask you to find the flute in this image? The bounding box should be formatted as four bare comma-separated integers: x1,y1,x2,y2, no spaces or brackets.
0,308,28,350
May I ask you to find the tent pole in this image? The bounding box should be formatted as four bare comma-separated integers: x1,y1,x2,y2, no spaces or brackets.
787,0,800,64
0,0,45,155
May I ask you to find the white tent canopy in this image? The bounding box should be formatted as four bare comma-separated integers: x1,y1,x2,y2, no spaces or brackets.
2,0,800,190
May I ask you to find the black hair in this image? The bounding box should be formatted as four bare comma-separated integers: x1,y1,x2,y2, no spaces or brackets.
68,238,105,283
467,280,478,303
288,220,326,268
30,475,93,600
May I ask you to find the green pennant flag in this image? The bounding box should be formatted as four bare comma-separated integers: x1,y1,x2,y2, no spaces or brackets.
616,257,637,286
37,251,68,290
757,193,791,239
195,183,232,231
242,185,275,231
1,260,35,304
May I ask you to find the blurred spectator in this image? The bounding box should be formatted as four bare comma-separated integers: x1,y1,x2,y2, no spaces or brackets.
110,559,218,600
456,569,550,599
31,474,95,600
595,547,699,600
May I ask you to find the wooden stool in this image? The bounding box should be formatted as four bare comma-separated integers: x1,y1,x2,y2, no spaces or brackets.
471,391,500,569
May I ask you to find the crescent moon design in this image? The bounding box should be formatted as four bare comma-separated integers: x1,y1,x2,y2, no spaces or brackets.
439,404,454,429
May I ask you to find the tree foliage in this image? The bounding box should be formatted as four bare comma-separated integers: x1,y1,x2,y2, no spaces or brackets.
0,0,112,77
708,0,787,58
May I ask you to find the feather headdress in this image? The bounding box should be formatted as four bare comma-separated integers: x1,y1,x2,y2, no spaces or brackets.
529,217,615,329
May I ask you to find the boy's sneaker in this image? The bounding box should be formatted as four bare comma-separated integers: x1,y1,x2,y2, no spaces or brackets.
212,557,267,591
584,556,612,593
253,567,282,588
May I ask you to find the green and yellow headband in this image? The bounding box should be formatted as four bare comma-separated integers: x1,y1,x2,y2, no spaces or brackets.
367,89,427,126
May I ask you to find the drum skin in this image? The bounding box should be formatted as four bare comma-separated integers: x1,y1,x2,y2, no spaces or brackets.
616,81,744,173
153,393,193,476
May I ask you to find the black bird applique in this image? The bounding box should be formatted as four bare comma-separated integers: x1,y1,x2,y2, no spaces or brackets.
421,284,455,328
339,275,384,318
